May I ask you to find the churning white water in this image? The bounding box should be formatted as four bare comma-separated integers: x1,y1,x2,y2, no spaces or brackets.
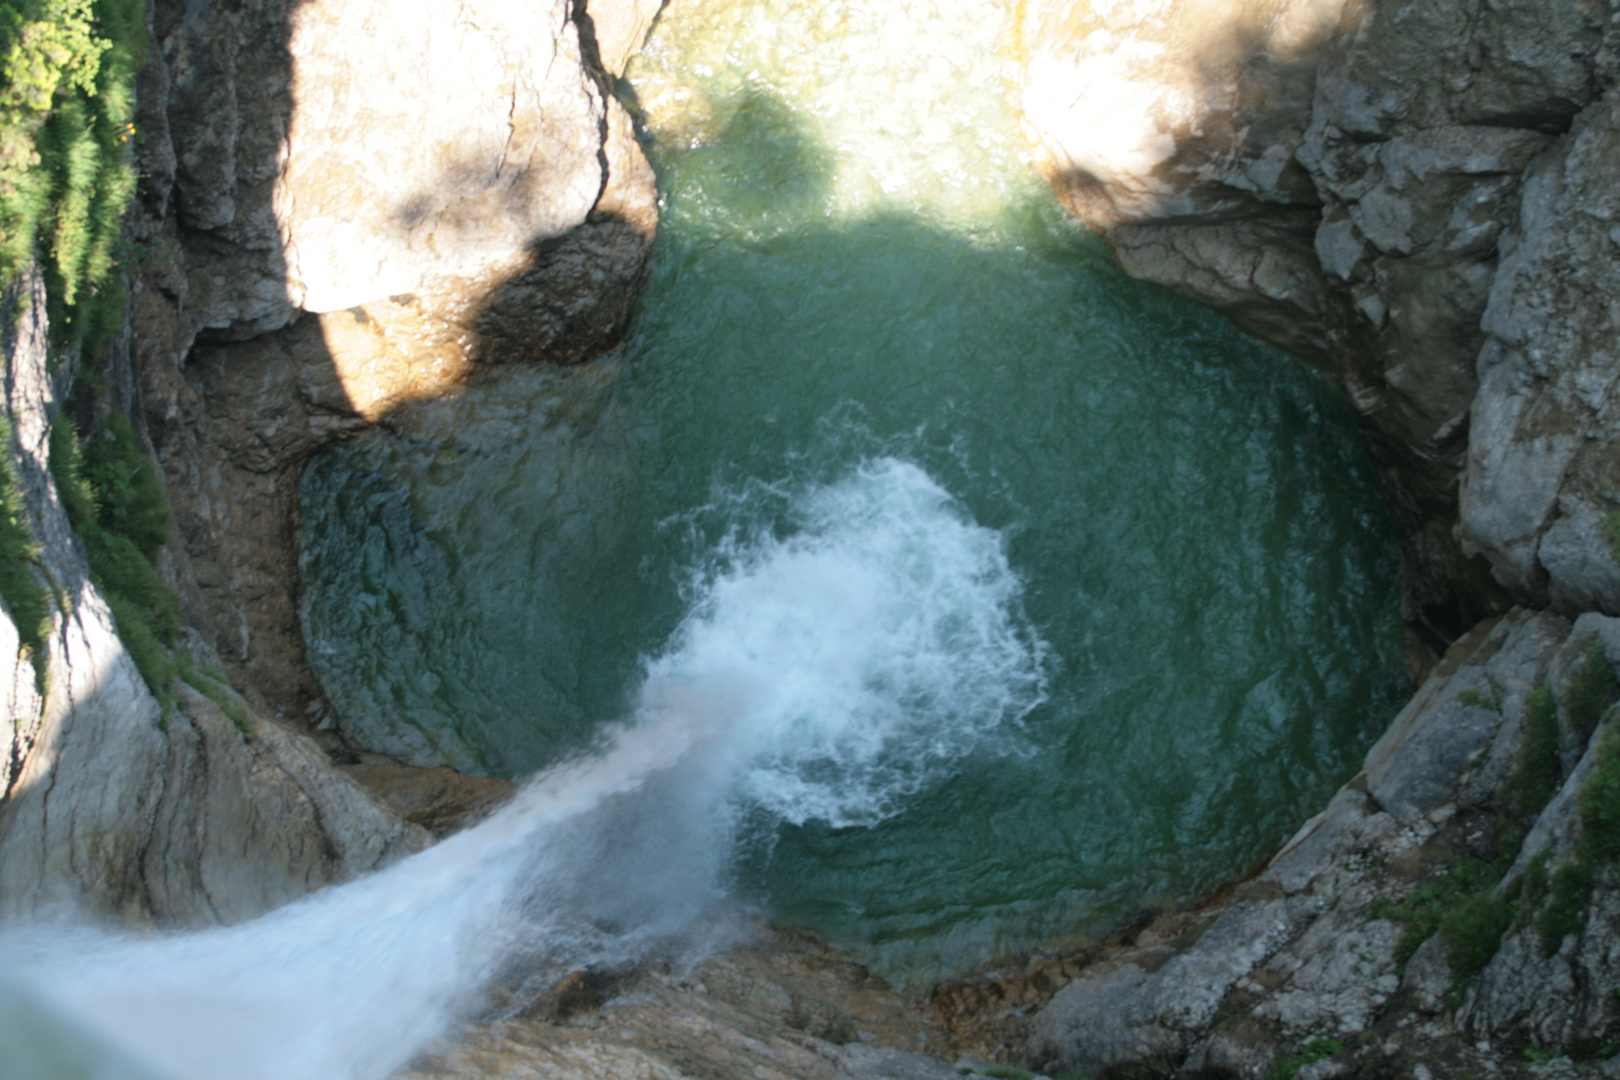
6,459,1046,1080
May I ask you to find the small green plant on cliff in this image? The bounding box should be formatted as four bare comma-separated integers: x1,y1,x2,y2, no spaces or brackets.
175,651,251,735
1268,1037,1343,1080
1457,688,1501,712
1533,720,1620,955
1,0,146,351
1438,891,1515,992
1372,856,1503,971
50,407,180,712
0,414,49,690
1608,512,1620,569
1565,641,1617,745
1515,850,1550,930
1510,686,1562,818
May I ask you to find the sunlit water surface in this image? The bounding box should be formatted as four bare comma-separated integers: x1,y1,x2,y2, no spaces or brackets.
300,0,1408,981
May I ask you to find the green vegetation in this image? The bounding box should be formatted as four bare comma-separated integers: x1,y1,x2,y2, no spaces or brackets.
175,651,251,734
1457,688,1501,712
50,405,179,712
1268,1038,1343,1080
1515,850,1550,929
1372,856,1505,973
980,1068,1034,1080
1607,512,1620,569
1511,686,1562,817
1531,721,1620,954
0,414,49,690
1564,641,1617,744
1438,892,1515,987
1,0,146,352
1536,860,1591,955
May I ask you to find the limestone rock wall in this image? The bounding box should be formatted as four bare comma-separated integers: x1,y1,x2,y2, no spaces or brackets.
1021,610,1620,1076
1020,0,1620,647
1014,3,1620,1072
1,0,662,924
0,267,430,925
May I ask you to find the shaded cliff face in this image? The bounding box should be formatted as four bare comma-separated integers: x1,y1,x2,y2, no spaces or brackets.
0,265,431,926
132,0,659,721
1013,610,1620,1077
1019,0,1620,650
1005,2,1620,1074
1,0,662,928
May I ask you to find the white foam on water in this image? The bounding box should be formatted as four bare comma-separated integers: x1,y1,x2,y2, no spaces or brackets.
6,458,1045,1080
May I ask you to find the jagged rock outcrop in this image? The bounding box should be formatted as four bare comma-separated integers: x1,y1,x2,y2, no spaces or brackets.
1012,8,1620,1071
2,0,661,925
1019,0,1620,649
1021,610,1620,1077
132,0,660,719
0,267,430,925
397,923,968,1080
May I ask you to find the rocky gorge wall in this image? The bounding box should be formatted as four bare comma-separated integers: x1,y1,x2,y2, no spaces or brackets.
0,0,660,926
1000,0,1620,1075
3,0,1619,1077
1021,0,1620,654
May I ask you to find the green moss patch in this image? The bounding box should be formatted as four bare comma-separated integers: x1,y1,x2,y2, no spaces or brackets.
176,652,251,734
1439,892,1515,987
1565,641,1617,745
50,407,179,712
1269,1038,1343,1080
0,414,49,691
1511,686,1562,817
1,0,146,352
1531,721,1620,955
1372,857,1506,974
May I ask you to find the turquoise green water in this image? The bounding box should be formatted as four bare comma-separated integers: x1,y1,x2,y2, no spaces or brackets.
299,0,1408,981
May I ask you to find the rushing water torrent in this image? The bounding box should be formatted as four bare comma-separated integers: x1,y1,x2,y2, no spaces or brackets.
7,474,1046,1078
3,0,1409,1076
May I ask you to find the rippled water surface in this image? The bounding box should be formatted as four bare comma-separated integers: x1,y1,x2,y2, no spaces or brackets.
301,0,1408,980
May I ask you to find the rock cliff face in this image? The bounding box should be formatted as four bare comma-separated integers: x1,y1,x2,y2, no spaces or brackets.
1,0,659,926
133,0,658,722
1020,0,1620,651
0,266,430,924
1006,610,1620,1077
1014,0,1620,1073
